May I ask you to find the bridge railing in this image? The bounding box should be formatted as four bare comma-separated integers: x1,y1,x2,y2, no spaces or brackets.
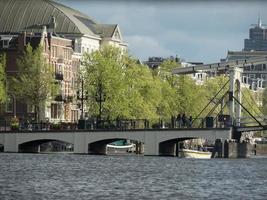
235,116,267,127
0,117,228,132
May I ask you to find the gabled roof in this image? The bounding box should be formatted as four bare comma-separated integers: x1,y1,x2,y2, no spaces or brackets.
0,0,100,37
94,24,117,38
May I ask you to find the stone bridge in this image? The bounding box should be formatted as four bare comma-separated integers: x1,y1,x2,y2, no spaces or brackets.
0,128,231,156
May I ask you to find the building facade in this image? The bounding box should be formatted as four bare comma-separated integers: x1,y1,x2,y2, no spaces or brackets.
244,17,267,51
225,18,267,91
227,51,266,90
0,0,127,123
0,29,80,123
143,56,206,84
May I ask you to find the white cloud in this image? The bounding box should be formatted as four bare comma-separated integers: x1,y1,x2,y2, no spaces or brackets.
125,35,174,60
58,0,267,63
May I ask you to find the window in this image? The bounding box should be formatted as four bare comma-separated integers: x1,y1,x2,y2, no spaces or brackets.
5,97,13,113
3,40,9,48
51,103,60,119
71,110,78,122
249,74,256,79
243,76,247,84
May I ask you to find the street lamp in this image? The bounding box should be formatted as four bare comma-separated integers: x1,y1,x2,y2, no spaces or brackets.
77,78,88,120
95,82,106,123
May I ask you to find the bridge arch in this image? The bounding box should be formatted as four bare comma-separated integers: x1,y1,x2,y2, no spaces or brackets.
156,130,224,144
88,136,144,155
0,143,3,152
159,137,196,156
0,134,4,151
155,129,230,156
18,139,73,153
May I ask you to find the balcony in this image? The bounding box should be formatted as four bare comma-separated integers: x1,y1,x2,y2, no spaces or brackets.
55,73,63,81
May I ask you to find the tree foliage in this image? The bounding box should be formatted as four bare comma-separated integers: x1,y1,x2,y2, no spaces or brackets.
262,88,267,115
0,53,6,103
82,45,266,126
156,60,208,118
12,44,58,122
241,88,263,118
202,75,229,117
83,46,162,120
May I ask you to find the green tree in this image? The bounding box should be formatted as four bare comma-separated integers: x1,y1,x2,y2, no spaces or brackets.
241,87,263,118
83,45,163,121
176,75,207,117
157,59,180,87
12,44,58,122
156,59,208,119
0,53,6,103
202,75,229,117
124,58,161,120
156,59,180,119
83,46,128,120
262,88,267,115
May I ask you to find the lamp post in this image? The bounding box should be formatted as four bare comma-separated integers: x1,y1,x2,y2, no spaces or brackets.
95,82,106,123
77,78,88,120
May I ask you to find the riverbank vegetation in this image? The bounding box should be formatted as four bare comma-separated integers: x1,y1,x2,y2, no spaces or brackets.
0,54,6,103
0,45,264,126
82,45,262,124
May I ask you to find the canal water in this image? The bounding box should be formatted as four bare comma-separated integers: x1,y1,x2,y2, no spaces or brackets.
0,153,266,200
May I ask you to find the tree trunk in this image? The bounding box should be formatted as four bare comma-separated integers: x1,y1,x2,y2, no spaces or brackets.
34,105,39,123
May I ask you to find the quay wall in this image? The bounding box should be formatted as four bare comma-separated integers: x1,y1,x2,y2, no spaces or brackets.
254,144,267,156
224,142,252,158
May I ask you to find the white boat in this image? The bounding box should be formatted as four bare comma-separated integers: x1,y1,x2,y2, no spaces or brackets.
106,143,135,149
106,143,136,153
179,149,212,159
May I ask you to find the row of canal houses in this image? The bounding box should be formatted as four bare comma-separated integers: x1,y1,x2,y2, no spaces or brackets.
0,0,127,124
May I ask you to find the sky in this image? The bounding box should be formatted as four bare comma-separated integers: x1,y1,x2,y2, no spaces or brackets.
57,0,267,64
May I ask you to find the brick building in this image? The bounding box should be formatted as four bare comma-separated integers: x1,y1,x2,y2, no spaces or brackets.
0,0,127,123
0,28,79,123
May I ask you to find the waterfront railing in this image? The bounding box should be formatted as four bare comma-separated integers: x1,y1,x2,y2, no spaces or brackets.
0,116,234,132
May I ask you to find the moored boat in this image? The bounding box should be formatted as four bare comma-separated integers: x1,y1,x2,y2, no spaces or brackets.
179,148,212,159
106,140,136,153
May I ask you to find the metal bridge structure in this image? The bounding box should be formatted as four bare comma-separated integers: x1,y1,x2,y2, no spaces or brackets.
172,57,267,138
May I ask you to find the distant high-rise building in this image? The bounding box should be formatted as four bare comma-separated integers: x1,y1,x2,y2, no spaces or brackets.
226,17,267,90
244,17,267,51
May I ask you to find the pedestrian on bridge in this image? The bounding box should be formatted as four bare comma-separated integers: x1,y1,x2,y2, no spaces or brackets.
176,114,182,128
188,115,193,127
182,113,187,127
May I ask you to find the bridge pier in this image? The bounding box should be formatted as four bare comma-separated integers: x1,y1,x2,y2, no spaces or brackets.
3,133,18,152
212,139,224,158
73,132,88,154
135,142,144,154
224,140,252,158
159,141,176,156
88,142,107,155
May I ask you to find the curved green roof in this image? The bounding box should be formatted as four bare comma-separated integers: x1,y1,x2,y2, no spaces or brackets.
0,0,103,37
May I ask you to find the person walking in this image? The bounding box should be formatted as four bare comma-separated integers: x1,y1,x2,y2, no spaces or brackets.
182,113,187,127
176,114,182,128
188,115,193,127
